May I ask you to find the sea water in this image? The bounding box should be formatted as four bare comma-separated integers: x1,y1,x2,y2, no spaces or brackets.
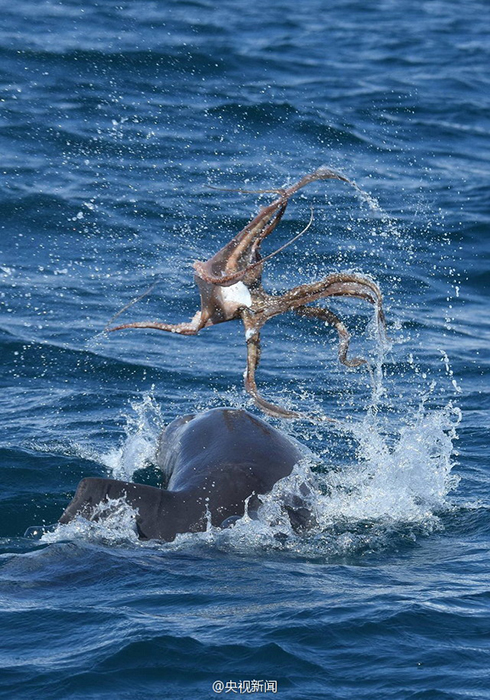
1,1,489,698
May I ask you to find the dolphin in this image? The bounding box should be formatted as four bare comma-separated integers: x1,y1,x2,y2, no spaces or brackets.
58,408,309,542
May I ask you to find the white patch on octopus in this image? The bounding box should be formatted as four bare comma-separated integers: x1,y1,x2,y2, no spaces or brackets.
220,281,252,308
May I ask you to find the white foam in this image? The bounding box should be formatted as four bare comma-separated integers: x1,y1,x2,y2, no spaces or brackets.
42,497,141,546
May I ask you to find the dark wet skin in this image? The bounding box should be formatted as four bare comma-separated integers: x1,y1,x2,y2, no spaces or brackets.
59,408,305,542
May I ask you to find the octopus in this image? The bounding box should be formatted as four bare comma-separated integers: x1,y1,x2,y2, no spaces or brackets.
107,168,386,421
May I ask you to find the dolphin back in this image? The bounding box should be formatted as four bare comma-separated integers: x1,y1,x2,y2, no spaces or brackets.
59,408,305,542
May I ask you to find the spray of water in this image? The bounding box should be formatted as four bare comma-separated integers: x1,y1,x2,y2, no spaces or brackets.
100,392,165,481
44,376,461,557
42,497,141,546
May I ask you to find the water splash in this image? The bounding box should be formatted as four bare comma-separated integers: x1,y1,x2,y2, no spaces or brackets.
100,392,165,481
41,385,461,558
336,402,461,522
192,397,461,557
42,497,141,546
365,304,393,408
351,181,403,242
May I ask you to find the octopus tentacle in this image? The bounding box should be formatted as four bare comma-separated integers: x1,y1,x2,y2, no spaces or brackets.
275,273,384,310
107,311,204,336
194,167,350,287
193,200,288,285
241,311,300,419
240,310,340,423
262,274,386,344
194,206,314,287
294,305,366,368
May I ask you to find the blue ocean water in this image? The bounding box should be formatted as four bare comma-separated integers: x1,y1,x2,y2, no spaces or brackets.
1,0,489,698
